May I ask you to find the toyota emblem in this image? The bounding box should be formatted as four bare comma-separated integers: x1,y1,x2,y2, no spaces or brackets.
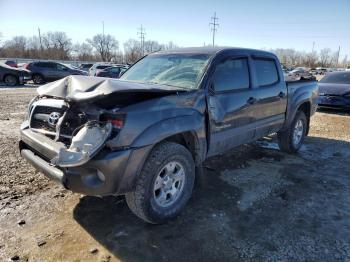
48,112,61,126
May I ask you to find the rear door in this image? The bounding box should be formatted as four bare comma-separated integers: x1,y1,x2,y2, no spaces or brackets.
37,62,57,81
250,56,287,139
207,55,256,156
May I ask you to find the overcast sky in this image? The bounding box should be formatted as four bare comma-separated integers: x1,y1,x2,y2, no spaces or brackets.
1,0,349,58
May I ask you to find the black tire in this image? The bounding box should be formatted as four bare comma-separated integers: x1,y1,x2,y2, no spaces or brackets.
4,74,18,86
277,111,307,153
32,74,45,84
126,141,195,224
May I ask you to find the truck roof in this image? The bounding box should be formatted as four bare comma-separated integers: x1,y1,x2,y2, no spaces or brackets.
155,46,275,57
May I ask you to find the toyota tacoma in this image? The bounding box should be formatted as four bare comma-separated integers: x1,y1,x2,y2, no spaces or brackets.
19,47,318,223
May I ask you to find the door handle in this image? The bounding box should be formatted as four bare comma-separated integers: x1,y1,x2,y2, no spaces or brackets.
247,97,257,104
278,92,286,98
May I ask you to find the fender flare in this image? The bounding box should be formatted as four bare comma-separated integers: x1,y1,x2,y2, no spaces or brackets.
131,114,205,149
283,90,312,130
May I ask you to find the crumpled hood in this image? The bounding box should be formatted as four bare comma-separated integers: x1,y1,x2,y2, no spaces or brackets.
318,83,350,96
37,75,186,102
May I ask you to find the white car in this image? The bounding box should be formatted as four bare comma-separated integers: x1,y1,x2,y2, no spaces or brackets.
89,63,114,76
288,68,312,79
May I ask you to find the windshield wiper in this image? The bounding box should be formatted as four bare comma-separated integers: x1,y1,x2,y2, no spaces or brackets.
145,81,191,90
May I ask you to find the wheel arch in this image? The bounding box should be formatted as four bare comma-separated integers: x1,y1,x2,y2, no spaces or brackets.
296,101,311,135
3,73,18,82
131,115,207,164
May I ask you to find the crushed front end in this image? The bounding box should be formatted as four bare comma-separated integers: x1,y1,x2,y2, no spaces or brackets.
19,96,148,196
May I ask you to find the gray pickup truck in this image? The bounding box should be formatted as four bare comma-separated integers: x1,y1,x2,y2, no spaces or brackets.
19,47,318,223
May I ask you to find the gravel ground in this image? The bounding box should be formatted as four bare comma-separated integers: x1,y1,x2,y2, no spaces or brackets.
0,86,350,262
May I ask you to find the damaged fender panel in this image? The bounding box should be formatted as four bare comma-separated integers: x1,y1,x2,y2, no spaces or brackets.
51,122,112,167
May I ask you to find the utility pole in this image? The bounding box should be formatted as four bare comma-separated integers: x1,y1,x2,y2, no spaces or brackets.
138,25,146,56
210,12,219,46
38,27,43,50
336,46,341,67
312,41,315,53
102,21,105,36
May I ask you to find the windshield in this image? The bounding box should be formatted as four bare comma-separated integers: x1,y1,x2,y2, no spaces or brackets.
120,53,211,89
320,72,350,84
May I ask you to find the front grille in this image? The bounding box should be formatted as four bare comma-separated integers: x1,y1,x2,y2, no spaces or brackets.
31,119,55,132
30,106,66,133
29,104,88,146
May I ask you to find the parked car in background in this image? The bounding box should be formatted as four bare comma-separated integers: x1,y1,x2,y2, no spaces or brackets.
317,71,350,109
0,63,31,86
288,67,313,79
26,61,88,84
310,68,317,74
0,60,18,68
315,67,327,75
79,63,94,72
20,47,318,223
95,66,128,78
89,64,113,76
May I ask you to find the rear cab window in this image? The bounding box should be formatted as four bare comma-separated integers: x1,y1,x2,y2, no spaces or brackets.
252,58,279,87
213,57,250,92
97,65,110,70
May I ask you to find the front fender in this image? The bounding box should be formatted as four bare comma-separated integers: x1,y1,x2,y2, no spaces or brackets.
131,114,205,148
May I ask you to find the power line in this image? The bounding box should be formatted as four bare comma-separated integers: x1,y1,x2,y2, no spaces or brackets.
137,25,146,56
210,12,219,46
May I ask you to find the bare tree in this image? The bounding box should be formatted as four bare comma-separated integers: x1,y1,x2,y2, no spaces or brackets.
303,51,318,67
73,42,96,61
163,41,179,50
26,36,41,58
87,34,119,62
319,48,331,67
144,40,163,53
42,31,72,59
2,36,27,57
124,39,142,64
341,55,348,68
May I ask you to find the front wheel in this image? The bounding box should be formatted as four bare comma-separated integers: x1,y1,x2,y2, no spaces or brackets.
4,75,18,86
277,111,307,153
126,142,195,224
32,74,45,84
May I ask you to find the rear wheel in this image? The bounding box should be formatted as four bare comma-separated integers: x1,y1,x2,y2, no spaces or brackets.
277,111,307,153
4,75,18,86
32,74,45,84
126,141,195,224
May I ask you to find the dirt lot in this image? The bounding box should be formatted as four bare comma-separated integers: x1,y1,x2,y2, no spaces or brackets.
0,86,350,262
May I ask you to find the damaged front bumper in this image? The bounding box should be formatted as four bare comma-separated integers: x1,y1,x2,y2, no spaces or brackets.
19,122,152,196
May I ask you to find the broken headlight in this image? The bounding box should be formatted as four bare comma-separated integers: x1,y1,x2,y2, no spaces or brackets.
100,113,126,130
26,96,39,119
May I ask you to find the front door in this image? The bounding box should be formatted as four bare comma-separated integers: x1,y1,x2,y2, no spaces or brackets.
207,56,256,157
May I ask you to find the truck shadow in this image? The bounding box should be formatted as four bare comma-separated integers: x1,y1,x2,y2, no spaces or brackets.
73,136,350,262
